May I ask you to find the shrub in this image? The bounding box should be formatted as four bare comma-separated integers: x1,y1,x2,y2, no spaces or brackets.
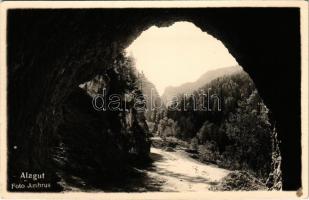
210,171,267,191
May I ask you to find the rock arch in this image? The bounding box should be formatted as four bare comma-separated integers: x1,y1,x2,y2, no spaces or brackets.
8,8,301,190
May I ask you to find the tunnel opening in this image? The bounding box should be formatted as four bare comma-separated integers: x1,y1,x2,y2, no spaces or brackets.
123,21,281,189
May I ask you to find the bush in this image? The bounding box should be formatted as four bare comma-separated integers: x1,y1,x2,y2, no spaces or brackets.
210,171,267,191
198,141,220,164
190,137,199,151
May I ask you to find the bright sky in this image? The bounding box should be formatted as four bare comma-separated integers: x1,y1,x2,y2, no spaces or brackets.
125,22,238,95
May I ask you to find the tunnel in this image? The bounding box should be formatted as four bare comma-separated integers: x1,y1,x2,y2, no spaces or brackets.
7,8,301,190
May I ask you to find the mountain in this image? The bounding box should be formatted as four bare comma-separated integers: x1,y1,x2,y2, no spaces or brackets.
161,65,242,105
138,73,163,120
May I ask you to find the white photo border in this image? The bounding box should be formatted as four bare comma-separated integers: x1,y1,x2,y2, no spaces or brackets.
0,1,308,199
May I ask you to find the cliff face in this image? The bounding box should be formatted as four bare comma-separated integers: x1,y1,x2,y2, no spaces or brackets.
138,73,162,121
8,51,151,190
55,83,150,189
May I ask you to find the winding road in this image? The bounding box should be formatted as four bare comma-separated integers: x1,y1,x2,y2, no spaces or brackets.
145,147,230,192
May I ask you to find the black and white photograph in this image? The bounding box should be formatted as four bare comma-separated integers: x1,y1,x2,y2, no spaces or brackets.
0,1,308,199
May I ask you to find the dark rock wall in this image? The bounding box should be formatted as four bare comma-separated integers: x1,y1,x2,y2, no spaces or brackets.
7,8,300,190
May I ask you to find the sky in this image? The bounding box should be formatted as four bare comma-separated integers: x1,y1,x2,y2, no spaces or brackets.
125,21,238,95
